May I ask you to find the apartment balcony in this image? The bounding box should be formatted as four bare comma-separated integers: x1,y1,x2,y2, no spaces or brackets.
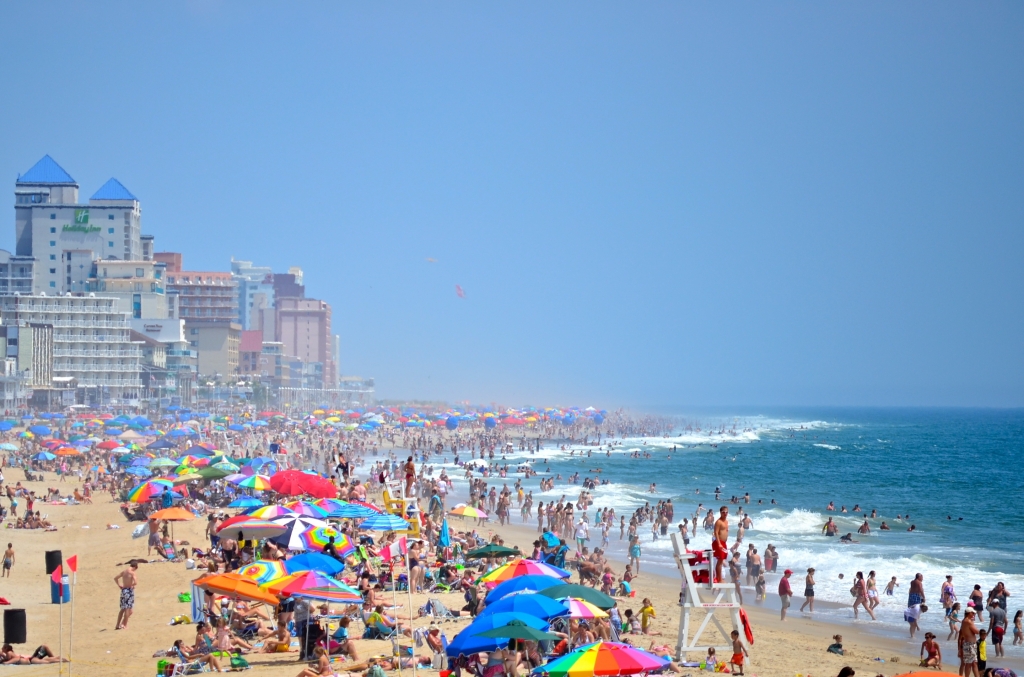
54,349,141,358
54,363,141,373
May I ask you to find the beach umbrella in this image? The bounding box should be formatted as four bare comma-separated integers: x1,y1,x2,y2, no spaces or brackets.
479,593,569,621
0,424,13,434
127,479,173,503
283,552,345,576
474,620,561,641
54,447,81,456
125,466,152,477
28,425,51,436
529,642,669,677
485,575,563,604
196,466,232,480
438,516,451,548
539,584,616,610
172,472,203,485
227,497,264,509
150,506,195,521
216,518,287,541
264,571,362,603
147,438,177,450
33,452,57,461
150,457,178,468
446,613,549,657
0,443,17,451
194,573,279,606
283,501,330,518
563,598,609,619
233,474,272,491
450,504,488,519
269,515,329,550
236,560,288,585
246,505,295,520
359,514,410,532
298,526,354,556
313,498,347,514
328,503,379,519
465,543,519,559
478,559,572,585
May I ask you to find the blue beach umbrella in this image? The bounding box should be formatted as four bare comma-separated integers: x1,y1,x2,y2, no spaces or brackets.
359,514,410,532
446,613,549,657
283,552,345,576
227,497,264,509
28,425,51,436
485,575,562,604
479,593,568,621
34,451,56,461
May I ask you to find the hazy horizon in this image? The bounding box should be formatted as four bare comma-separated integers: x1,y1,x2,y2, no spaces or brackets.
2,3,1022,408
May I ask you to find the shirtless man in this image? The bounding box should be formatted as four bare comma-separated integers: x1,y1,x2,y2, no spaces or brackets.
2,543,13,578
114,561,138,629
959,609,979,677
822,518,838,536
713,507,729,583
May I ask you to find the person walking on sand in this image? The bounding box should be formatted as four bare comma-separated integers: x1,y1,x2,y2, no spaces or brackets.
1,543,13,578
114,561,138,630
987,599,1007,658
778,569,793,621
800,568,815,612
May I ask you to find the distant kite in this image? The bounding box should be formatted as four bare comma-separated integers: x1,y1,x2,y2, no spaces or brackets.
455,285,466,299
426,258,437,263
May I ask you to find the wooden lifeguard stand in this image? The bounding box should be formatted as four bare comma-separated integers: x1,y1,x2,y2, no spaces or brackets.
670,532,748,661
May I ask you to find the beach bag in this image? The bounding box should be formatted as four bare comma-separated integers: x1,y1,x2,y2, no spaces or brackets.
230,654,250,670
178,592,192,603
850,585,858,597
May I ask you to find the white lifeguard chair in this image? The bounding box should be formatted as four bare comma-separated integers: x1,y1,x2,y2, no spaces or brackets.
670,532,749,661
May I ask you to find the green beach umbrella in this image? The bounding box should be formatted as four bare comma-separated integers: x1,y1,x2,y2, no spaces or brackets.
538,584,616,609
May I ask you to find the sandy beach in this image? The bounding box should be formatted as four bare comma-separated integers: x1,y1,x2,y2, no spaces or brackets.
0,468,975,677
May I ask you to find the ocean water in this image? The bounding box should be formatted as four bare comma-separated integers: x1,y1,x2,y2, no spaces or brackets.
434,408,1024,631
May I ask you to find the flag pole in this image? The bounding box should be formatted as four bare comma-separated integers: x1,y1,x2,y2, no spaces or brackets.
56,566,63,677
69,567,76,677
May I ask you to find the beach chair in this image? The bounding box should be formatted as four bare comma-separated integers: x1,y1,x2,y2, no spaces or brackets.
171,647,211,675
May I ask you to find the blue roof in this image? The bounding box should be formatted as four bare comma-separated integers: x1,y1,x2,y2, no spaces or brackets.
90,178,137,201
17,155,76,185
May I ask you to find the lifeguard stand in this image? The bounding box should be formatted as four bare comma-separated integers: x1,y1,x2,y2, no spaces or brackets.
382,479,422,539
670,532,748,661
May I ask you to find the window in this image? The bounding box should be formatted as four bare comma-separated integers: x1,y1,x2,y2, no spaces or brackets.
49,281,55,288
50,268,56,274
108,241,114,247
50,241,56,247
108,214,114,220
108,228,114,234
49,254,55,261
136,268,144,277
50,213,56,220
124,212,130,224
190,328,199,335
189,340,198,348
50,226,56,233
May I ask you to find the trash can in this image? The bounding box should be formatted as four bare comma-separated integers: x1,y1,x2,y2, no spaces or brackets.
50,576,70,604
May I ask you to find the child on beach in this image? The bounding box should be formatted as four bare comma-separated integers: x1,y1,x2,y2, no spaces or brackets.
885,576,898,596
639,598,660,636
704,647,718,671
1013,610,1023,646
624,609,641,635
729,630,748,675
629,537,641,574
947,603,962,640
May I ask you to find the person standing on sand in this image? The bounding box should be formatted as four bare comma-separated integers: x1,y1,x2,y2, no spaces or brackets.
800,568,815,612
713,507,729,583
114,561,138,630
959,609,980,677
1,543,13,578
909,573,926,608
778,569,793,621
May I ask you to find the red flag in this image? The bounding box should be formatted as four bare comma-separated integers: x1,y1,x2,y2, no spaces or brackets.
50,565,62,586
66,555,78,573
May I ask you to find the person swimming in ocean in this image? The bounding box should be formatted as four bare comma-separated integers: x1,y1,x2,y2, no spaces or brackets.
823,518,838,536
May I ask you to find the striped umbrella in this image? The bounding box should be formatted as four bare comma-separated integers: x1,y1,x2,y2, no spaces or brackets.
270,515,329,551
358,514,410,532
563,598,609,619
528,642,668,677
236,560,288,585
450,504,488,519
234,475,273,491
329,503,380,519
313,498,347,514
247,504,295,519
264,571,362,602
299,526,354,556
127,479,173,503
284,501,330,518
478,559,572,585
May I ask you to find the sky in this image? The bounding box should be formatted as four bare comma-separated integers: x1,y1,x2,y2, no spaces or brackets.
1,3,1022,408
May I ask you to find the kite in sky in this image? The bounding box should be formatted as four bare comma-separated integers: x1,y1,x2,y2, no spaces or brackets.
455,285,466,299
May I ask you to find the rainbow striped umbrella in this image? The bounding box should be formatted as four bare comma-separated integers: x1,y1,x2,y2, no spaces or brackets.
263,571,362,602
313,498,347,514
284,501,330,518
529,642,668,677
127,479,173,503
450,504,488,519
563,598,608,619
236,560,288,585
234,475,272,491
478,559,572,585
247,505,296,520
298,526,354,556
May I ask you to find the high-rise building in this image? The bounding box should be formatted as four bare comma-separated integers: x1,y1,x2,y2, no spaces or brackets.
231,259,275,330
275,297,333,390
14,156,151,294
162,262,237,323
0,294,142,405
0,250,34,296
86,259,174,319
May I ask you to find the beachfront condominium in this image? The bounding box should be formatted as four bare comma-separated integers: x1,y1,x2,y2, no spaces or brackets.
231,258,276,331
13,155,152,294
275,297,334,390
0,294,142,405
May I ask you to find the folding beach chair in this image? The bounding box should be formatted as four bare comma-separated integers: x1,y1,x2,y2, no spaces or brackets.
171,647,211,675
426,598,458,622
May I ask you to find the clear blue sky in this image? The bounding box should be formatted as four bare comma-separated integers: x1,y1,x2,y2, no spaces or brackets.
2,3,1022,408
